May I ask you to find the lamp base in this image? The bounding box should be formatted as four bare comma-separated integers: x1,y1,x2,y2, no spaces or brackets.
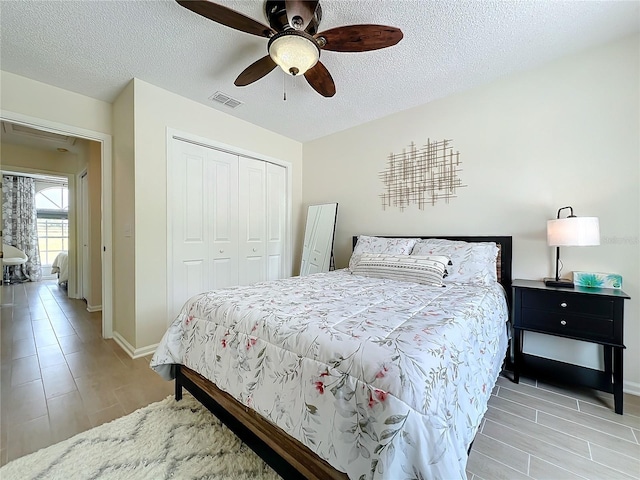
544,278,575,288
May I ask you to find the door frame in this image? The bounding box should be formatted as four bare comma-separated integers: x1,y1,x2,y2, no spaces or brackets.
166,128,293,326
1,110,114,338
77,168,90,302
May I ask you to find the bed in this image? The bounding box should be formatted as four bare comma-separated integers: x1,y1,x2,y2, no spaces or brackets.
151,235,512,479
51,251,69,285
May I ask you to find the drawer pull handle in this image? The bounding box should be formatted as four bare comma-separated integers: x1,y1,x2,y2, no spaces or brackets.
560,320,567,326
560,302,568,308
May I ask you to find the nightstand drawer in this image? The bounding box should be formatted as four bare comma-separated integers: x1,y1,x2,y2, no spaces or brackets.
521,289,614,318
520,308,614,340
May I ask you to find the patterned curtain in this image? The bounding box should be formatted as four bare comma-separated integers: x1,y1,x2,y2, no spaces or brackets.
2,175,42,282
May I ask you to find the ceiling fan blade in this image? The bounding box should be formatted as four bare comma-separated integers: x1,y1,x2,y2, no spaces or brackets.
316,24,403,52
304,61,335,97
285,0,319,31
234,55,278,86
176,0,275,38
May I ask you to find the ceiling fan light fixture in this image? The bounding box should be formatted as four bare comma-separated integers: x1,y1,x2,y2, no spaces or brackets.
268,30,319,76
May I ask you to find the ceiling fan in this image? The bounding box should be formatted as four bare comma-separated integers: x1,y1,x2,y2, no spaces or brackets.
176,0,403,97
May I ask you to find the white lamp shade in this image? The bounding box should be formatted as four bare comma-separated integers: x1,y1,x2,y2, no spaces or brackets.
547,217,600,246
269,34,319,76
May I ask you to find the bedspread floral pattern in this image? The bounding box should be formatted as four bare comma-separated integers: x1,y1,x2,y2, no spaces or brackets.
151,270,508,480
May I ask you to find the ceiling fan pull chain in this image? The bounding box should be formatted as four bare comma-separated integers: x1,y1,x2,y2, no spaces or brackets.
283,71,287,101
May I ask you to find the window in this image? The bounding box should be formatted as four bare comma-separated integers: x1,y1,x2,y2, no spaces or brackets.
36,186,68,266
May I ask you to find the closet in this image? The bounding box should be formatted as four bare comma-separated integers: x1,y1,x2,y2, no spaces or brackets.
169,138,288,321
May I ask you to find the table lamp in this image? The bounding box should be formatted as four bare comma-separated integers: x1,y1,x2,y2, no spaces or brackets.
545,206,600,288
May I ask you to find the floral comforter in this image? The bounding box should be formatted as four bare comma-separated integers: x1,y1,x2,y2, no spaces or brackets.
151,269,508,480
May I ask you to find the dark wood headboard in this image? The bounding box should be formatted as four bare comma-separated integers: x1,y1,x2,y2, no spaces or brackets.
352,235,513,304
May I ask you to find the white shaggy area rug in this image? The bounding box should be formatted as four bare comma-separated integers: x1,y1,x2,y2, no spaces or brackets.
0,394,281,479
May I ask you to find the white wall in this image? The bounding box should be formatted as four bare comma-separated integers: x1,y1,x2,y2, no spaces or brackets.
302,35,640,393
0,71,112,135
111,81,136,347
130,79,303,351
1,142,81,174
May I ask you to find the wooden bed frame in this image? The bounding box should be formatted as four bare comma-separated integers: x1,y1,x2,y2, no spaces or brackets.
174,235,513,479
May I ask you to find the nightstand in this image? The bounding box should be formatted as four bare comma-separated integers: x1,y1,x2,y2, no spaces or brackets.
511,279,630,414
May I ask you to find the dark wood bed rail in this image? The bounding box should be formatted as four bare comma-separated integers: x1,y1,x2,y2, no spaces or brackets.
176,365,348,480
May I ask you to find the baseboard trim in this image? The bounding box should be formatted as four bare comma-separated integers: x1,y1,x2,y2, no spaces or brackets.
624,380,640,397
86,304,102,313
112,331,158,359
134,343,159,358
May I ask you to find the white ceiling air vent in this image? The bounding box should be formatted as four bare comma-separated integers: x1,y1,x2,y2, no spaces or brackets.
209,91,243,109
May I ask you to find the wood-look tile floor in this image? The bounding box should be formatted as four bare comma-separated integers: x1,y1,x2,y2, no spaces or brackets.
0,280,172,467
1,280,639,478
468,375,640,479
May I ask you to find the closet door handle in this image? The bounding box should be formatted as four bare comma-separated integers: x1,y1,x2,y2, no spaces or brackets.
219,249,224,253
252,248,257,252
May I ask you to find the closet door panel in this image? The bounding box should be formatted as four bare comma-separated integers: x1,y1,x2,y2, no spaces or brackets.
171,143,210,320
183,260,205,301
266,163,286,281
238,157,266,285
209,152,239,289
212,257,235,289
184,156,205,243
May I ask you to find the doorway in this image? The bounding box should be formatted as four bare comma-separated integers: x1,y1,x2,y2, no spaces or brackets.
0,112,113,338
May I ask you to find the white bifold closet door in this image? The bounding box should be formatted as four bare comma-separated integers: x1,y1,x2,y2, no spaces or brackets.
171,142,239,321
170,139,287,322
238,157,286,285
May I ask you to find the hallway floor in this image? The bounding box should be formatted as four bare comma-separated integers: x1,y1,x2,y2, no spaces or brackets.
0,280,172,466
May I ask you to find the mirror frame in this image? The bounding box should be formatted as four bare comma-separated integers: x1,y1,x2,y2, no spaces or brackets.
299,203,338,276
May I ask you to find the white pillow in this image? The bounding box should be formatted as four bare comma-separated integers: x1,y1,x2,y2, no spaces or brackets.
351,253,448,286
411,238,498,285
349,236,419,271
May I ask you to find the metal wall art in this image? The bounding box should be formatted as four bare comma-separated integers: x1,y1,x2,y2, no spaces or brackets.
379,139,466,210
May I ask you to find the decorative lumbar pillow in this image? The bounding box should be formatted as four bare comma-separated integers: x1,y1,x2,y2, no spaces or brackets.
351,253,449,286
349,236,419,271
411,238,498,285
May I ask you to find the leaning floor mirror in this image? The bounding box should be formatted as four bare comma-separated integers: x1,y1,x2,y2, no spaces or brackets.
300,203,338,276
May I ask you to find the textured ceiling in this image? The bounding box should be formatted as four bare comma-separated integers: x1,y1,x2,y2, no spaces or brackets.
1,0,638,143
